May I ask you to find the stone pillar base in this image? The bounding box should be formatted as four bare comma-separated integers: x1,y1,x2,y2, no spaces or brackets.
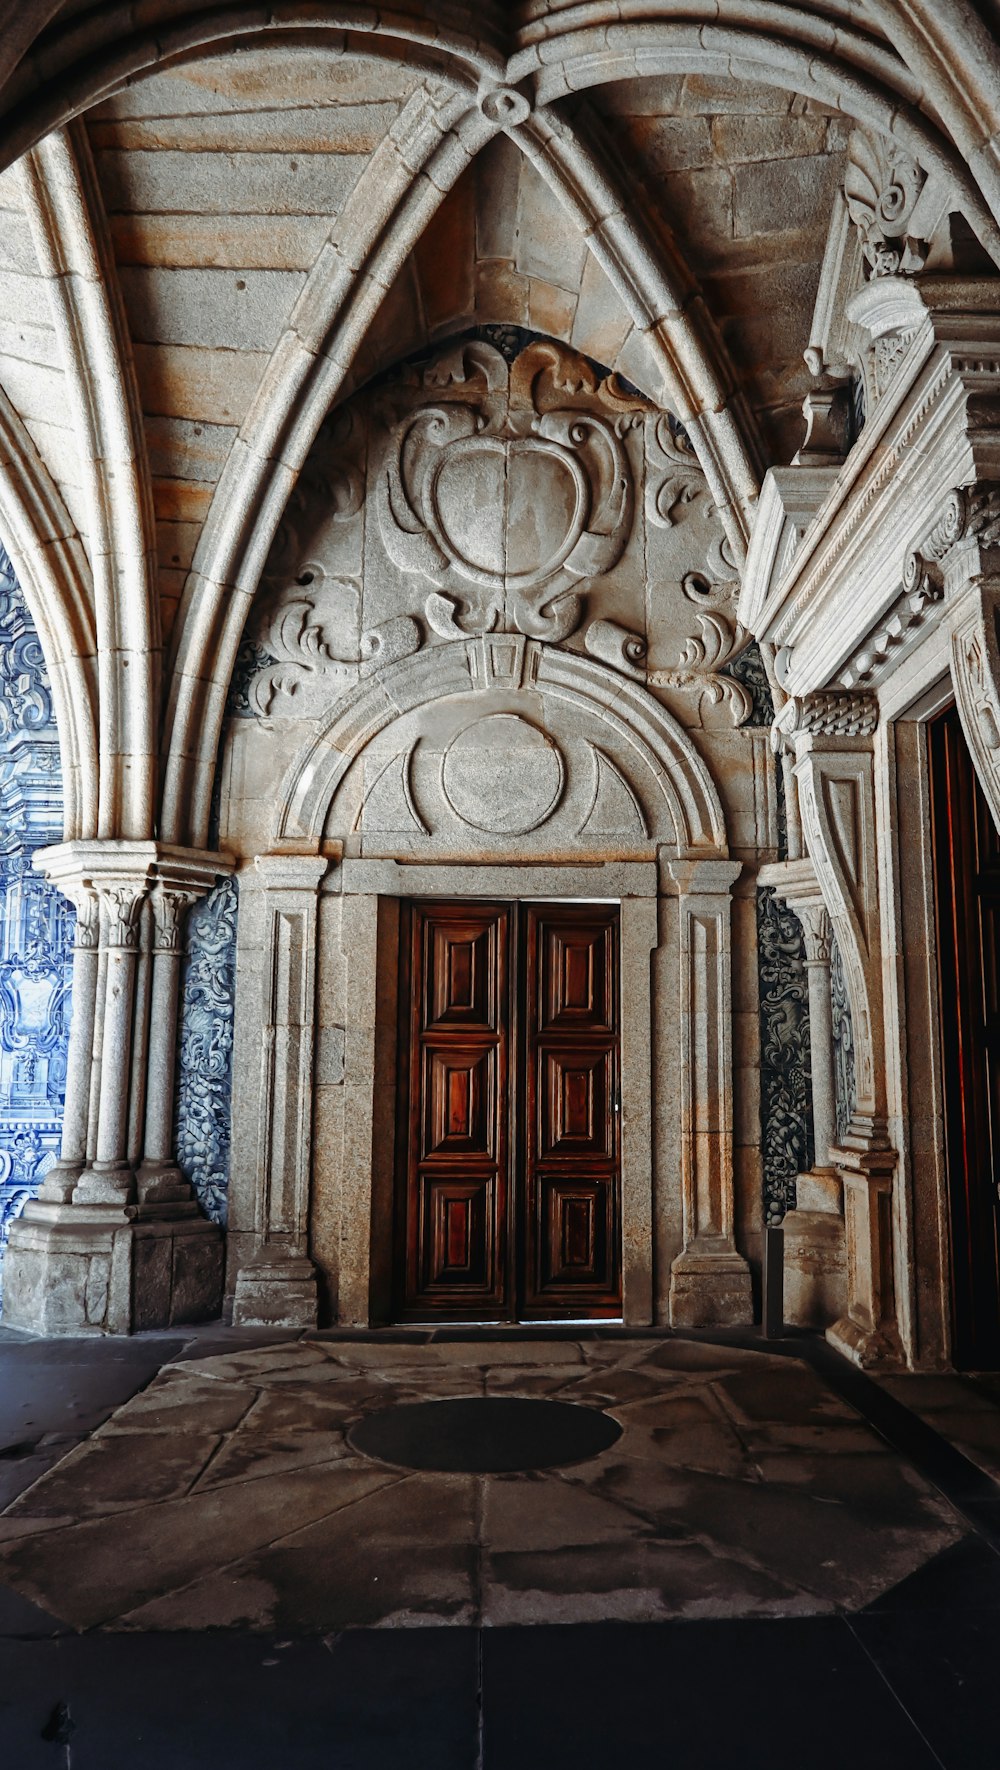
0,1212,223,1336
782,1169,846,1329
669,1243,753,1327
826,1313,904,1369
232,1258,319,1329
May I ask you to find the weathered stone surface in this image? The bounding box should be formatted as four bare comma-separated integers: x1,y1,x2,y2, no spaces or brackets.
0,1339,963,1631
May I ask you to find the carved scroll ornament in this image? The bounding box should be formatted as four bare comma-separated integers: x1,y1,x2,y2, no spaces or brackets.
376,341,636,644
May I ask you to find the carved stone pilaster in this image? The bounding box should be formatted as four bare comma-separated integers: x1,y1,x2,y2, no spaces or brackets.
773,697,901,1364
758,857,846,1330
231,853,329,1328
665,857,753,1328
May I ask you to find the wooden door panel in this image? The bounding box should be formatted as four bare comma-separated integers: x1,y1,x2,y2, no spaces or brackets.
537,1174,613,1289
422,1046,497,1157
419,1175,496,1294
540,1046,614,1158
397,900,622,1321
539,920,616,1033
930,710,1000,1366
523,904,622,1317
424,916,501,1031
396,903,509,1318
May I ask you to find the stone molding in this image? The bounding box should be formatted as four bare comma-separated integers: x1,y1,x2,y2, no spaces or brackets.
743,294,1000,699
276,639,729,856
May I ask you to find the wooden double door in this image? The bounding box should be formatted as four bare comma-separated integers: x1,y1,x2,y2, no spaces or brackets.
394,900,622,1321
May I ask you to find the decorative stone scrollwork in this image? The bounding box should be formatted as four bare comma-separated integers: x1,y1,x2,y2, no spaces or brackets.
653,613,754,727
845,130,928,282
376,340,637,644
584,619,647,681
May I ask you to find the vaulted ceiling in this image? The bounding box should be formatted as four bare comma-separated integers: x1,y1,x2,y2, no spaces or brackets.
0,1,997,847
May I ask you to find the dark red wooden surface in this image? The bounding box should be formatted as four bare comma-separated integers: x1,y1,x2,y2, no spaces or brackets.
394,901,622,1321
930,706,1000,1367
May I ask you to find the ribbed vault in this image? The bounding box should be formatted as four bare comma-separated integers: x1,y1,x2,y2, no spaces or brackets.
0,4,996,843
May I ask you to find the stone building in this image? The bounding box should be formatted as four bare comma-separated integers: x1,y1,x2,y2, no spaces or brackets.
0,0,998,1373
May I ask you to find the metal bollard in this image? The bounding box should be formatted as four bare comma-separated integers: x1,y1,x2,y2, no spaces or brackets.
762,1224,784,1339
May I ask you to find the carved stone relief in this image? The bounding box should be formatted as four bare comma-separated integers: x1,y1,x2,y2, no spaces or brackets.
234,329,750,740
756,887,813,1225
831,933,857,1144
172,876,237,1227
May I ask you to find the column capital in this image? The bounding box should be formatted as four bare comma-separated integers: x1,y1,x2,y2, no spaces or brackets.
665,856,742,898
773,691,879,759
248,852,330,895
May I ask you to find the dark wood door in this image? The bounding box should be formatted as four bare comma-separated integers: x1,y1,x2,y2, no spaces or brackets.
930,705,1000,1367
522,905,621,1319
395,901,622,1321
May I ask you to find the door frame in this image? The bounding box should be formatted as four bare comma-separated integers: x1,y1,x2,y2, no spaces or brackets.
335,860,659,1327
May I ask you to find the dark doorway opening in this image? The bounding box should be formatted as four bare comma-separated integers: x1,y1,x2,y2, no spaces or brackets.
930,704,1000,1367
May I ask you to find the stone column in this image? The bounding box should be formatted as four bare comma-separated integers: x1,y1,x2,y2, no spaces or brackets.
759,857,846,1328
2,840,230,1336
73,870,152,1204
231,853,328,1328
666,857,753,1327
31,881,100,1203
777,692,902,1366
135,854,232,1208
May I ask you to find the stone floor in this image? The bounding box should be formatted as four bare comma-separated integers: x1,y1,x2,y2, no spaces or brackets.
2,1325,1000,1766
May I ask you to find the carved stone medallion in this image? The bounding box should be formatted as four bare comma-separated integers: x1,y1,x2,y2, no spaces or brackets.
440,714,565,835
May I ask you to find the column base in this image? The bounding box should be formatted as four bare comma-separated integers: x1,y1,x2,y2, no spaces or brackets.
0,1211,223,1336
72,1164,137,1208
669,1242,753,1327
232,1258,319,1329
782,1169,846,1330
135,1162,199,1212
826,1312,904,1369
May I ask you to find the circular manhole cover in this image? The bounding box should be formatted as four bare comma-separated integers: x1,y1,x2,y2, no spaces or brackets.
347,1396,622,1474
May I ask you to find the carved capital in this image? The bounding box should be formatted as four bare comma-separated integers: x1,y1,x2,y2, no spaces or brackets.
798,901,833,965
150,885,194,955
773,691,878,754
67,886,100,951
97,880,148,951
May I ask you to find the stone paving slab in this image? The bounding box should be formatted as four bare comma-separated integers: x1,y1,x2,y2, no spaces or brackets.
0,1337,964,1633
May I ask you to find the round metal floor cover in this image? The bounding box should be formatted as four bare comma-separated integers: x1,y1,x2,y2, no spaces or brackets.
347,1396,623,1473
